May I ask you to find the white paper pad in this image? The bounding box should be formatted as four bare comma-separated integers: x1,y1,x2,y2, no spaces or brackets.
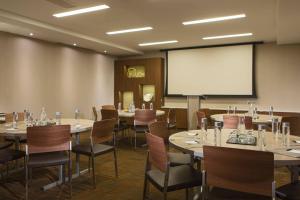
185,141,198,144
288,149,300,154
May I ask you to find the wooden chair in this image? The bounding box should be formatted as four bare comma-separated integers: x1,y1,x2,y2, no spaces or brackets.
101,109,128,145
223,115,239,129
202,146,275,200
148,121,192,166
281,116,300,136
25,125,72,200
72,119,118,188
101,105,116,110
133,109,156,149
196,111,206,129
166,109,176,129
92,106,98,121
143,133,202,200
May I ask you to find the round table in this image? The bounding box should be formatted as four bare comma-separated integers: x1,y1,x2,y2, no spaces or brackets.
169,129,300,182
0,118,94,138
118,109,165,118
210,113,282,124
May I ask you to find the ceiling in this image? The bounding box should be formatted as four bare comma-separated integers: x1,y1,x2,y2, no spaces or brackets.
0,0,299,56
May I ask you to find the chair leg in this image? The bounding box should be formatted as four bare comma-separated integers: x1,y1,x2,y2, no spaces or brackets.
91,155,96,189
69,158,72,199
113,149,118,177
163,191,167,200
185,188,189,200
135,132,137,149
25,165,29,200
88,156,91,174
62,164,65,184
142,176,148,200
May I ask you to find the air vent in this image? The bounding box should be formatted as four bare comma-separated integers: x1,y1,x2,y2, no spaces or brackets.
45,0,76,8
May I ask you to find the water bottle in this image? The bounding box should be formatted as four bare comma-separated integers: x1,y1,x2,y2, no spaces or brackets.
150,102,153,110
201,118,208,143
227,105,231,114
272,118,280,141
238,116,246,134
214,121,222,146
269,106,274,118
253,107,258,119
55,112,61,125
118,102,122,111
142,103,145,109
258,124,266,151
40,107,47,126
132,102,135,112
12,112,17,129
233,106,237,115
282,122,290,148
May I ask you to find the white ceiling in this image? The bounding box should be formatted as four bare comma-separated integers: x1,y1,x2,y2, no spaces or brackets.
0,0,299,56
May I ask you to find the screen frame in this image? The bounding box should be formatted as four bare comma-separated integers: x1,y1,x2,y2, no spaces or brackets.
162,42,262,98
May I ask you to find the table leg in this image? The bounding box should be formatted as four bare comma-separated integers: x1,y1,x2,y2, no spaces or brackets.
75,133,80,176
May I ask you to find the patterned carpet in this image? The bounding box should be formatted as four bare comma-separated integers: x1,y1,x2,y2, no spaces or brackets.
0,130,293,200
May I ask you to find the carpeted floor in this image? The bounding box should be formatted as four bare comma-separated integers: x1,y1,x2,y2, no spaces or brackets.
0,130,292,200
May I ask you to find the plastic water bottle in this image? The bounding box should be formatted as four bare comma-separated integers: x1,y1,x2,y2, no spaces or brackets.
214,121,222,146
12,112,17,129
201,118,208,143
258,124,266,151
142,103,145,109
150,102,153,110
269,106,274,118
282,122,290,148
55,112,61,125
40,107,47,125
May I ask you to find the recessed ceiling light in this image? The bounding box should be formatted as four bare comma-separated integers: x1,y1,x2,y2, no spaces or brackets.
104,50,108,53
53,4,109,18
183,14,246,25
202,33,253,40
138,40,178,46
29,33,34,36
106,27,153,35
73,43,77,46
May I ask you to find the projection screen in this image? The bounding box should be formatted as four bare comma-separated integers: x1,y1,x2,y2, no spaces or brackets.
166,44,255,97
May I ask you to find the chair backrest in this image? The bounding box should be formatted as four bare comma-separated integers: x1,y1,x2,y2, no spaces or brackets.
91,119,116,145
223,115,239,129
134,109,156,126
148,121,169,143
244,116,253,130
92,106,98,121
196,111,206,128
281,116,300,136
146,133,168,172
5,112,24,123
101,105,116,110
167,109,176,125
203,146,274,197
27,125,71,154
101,109,119,123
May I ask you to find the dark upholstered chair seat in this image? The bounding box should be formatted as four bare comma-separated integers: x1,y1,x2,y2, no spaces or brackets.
132,125,148,133
72,144,114,156
146,165,202,192
27,152,68,168
0,149,25,164
4,135,27,143
0,142,13,150
168,152,192,166
114,123,128,132
276,182,300,200
208,187,272,200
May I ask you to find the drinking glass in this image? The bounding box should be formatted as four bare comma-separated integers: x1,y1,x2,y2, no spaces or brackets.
269,106,274,118
258,124,266,150
12,112,18,129
201,118,208,143
150,102,153,110
282,122,290,148
142,103,145,109
214,121,222,146
227,105,232,114
238,116,246,134
272,118,280,141
233,106,237,115
75,109,80,125
55,112,61,125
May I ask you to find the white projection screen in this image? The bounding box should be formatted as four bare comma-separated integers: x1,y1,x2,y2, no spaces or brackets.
166,44,255,97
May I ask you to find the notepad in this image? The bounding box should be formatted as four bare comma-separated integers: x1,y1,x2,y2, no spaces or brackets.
293,140,300,144
187,132,198,136
185,141,198,144
287,149,300,154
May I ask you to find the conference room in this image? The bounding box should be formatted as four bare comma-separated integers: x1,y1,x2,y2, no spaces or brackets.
1,0,300,199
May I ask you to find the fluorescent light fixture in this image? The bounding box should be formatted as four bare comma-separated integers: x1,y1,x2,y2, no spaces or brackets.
139,40,178,46
183,14,246,25
202,33,253,40
104,50,108,53
73,43,77,46
106,27,153,35
53,5,109,18
29,33,34,36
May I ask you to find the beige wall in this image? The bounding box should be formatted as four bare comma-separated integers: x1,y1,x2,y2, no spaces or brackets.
126,43,300,113
0,32,114,119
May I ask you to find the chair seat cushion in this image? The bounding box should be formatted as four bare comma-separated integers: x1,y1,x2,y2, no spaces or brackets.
276,182,300,200
27,152,69,168
114,123,128,132
208,187,271,200
72,144,114,156
132,125,149,133
4,135,27,143
146,165,202,192
0,149,25,164
168,152,191,166
0,142,13,150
